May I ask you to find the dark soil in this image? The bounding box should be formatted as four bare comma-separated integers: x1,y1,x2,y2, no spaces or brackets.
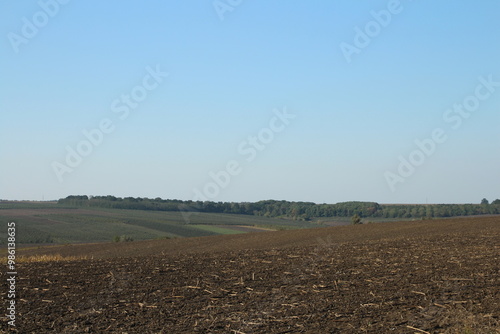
2,217,499,333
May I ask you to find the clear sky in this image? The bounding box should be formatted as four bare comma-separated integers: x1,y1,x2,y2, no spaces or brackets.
1,1,499,204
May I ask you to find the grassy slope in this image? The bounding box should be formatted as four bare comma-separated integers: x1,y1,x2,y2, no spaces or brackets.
0,202,318,244
15,215,500,259
190,225,246,235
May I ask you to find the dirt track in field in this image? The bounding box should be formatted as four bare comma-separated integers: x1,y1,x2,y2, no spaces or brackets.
3,216,500,333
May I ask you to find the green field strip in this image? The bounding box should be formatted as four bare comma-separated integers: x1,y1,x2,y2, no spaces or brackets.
190,225,246,235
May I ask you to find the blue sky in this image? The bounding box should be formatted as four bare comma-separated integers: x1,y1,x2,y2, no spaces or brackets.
1,1,499,204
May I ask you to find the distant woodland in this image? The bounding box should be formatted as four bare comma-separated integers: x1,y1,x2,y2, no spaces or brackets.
58,196,500,220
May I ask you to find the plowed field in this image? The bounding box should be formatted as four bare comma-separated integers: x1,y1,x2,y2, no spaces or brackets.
2,216,499,333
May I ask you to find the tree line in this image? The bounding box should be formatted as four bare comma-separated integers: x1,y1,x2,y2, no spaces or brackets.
58,196,500,220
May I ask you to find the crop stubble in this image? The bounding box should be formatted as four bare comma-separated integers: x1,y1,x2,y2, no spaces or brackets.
2,216,499,333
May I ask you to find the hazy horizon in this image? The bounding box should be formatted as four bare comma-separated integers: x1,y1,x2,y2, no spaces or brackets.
1,195,495,206
1,1,499,204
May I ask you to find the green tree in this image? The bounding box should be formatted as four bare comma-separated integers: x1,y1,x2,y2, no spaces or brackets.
351,214,362,225
481,198,489,205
